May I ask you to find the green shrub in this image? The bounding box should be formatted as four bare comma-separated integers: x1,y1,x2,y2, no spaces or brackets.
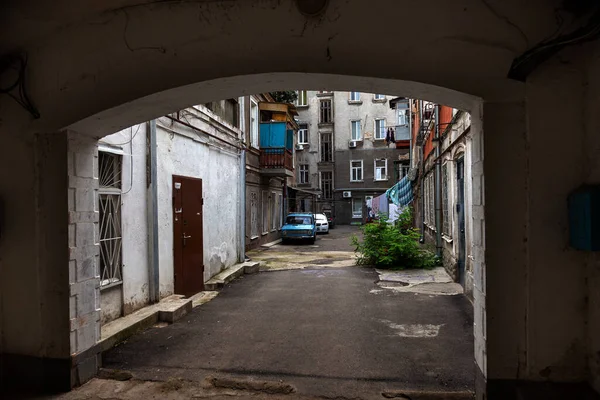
350,207,440,270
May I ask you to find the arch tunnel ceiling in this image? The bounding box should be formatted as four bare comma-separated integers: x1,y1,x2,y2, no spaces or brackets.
0,0,564,137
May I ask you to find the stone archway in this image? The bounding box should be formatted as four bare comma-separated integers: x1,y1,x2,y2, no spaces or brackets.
1,1,600,399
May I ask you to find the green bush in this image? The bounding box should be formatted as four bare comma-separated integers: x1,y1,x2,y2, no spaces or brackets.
350,207,440,270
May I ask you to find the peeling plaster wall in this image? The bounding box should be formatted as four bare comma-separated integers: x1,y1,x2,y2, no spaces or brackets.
155,109,242,292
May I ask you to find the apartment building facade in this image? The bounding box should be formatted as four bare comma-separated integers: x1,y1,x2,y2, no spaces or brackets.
295,91,409,224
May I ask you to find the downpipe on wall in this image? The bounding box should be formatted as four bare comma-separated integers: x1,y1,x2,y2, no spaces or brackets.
419,100,426,244
434,105,443,258
147,120,160,303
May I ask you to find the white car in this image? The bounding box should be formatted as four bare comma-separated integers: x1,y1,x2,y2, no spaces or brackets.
315,213,329,233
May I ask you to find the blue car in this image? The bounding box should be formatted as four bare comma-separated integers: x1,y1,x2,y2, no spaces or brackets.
281,213,317,244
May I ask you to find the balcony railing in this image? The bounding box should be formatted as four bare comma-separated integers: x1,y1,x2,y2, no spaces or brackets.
260,148,294,170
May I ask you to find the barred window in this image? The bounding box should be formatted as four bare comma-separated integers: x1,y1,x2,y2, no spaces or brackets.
442,163,451,236
99,152,123,287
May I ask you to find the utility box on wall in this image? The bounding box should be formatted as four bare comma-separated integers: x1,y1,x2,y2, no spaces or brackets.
568,185,600,251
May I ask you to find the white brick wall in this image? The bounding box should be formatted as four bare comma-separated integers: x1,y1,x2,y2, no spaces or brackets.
67,133,101,355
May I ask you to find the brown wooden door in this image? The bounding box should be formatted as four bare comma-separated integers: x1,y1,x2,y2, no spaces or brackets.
173,175,205,296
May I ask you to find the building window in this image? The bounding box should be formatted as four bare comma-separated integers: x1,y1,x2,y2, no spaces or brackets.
398,109,408,126
278,193,284,228
271,191,279,231
320,132,333,162
350,160,363,182
374,94,385,100
351,120,362,140
375,119,386,140
320,100,332,123
424,173,435,228
298,164,309,184
374,159,387,181
250,99,259,148
442,163,451,237
296,90,308,106
262,190,269,234
321,171,333,200
352,198,363,219
99,152,123,287
393,161,410,181
350,92,361,102
250,191,259,239
298,124,309,144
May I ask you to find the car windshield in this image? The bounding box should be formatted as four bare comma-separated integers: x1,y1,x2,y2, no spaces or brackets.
285,216,313,225
315,214,327,221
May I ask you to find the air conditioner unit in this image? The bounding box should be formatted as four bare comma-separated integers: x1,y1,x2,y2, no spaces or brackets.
342,191,352,198
295,144,304,150
348,141,357,148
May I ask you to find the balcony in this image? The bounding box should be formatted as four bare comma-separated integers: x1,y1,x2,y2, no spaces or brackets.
259,148,294,177
259,121,295,177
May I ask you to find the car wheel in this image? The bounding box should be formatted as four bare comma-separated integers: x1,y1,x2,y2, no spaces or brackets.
281,238,288,245
309,236,316,244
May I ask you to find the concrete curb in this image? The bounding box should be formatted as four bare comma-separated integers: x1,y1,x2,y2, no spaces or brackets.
382,390,474,399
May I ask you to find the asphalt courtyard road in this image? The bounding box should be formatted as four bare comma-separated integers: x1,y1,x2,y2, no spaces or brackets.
99,228,475,399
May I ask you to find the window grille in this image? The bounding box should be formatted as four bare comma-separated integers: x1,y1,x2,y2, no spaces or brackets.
99,151,123,287
250,192,259,238
442,164,451,236
99,152,122,189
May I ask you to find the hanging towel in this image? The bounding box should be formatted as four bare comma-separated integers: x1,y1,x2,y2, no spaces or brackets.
385,127,391,144
390,127,395,143
385,176,413,207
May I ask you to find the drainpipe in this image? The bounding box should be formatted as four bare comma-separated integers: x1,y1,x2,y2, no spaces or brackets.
147,120,160,303
408,100,412,168
419,100,426,243
239,149,246,262
434,105,443,257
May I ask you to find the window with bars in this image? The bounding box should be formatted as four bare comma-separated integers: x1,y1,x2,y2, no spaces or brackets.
99,152,123,287
320,132,332,162
321,171,333,199
442,163,451,237
250,191,259,238
375,119,386,140
298,124,309,144
262,190,269,234
298,164,309,184
271,191,278,231
278,193,283,229
425,173,435,228
351,120,362,140
320,100,332,123
374,159,387,181
350,160,363,182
